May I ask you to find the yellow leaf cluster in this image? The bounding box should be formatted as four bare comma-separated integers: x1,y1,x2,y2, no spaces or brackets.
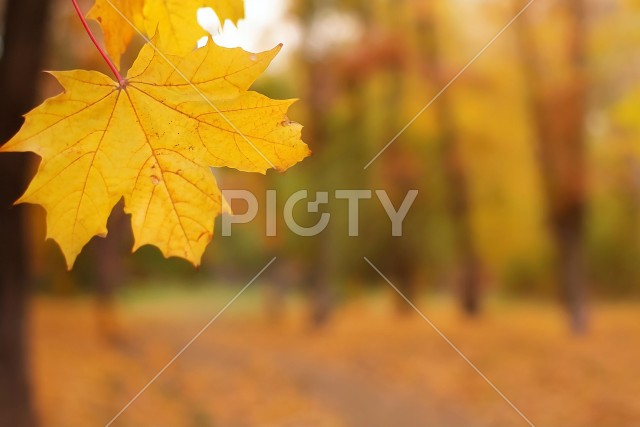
88,0,245,69
1,42,309,268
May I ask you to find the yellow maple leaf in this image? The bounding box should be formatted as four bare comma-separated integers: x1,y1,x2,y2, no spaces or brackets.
88,0,245,69
86,0,145,71
1,41,309,269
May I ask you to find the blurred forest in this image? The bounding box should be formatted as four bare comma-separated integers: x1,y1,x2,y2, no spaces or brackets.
1,0,640,426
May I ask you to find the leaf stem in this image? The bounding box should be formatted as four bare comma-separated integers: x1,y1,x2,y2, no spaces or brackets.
71,0,125,87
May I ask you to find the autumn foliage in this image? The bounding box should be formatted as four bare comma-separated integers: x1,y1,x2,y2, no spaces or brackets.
0,0,309,268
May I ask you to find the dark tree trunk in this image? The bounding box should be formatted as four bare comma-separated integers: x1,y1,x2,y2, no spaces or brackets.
368,9,420,314
515,0,589,334
415,3,483,316
553,212,588,333
306,244,334,328
440,116,482,316
302,61,335,329
387,239,418,315
92,203,129,343
0,0,52,425
382,73,420,315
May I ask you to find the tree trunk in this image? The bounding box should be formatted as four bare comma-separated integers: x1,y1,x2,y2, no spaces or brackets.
93,203,129,343
0,0,52,425
302,59,335,329
415,2,483,316
554,212,588,333
306,241,334,328
515,0,589,333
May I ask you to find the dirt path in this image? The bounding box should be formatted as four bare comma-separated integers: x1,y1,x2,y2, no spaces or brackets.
271,353,475,427
130,321,479,427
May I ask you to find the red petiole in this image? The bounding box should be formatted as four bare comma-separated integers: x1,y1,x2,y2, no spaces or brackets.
71,0,125,87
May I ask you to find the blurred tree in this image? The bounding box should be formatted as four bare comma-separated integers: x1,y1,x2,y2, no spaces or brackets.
291,0,338,327
516,0,590,333
371,1,424,313
0,0,52,425
413,0,483,315
89,203,130,342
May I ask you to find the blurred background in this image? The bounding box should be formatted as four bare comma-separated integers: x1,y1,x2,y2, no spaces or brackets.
1,0,640,426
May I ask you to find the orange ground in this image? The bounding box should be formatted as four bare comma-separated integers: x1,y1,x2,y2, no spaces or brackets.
29,288,640,427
